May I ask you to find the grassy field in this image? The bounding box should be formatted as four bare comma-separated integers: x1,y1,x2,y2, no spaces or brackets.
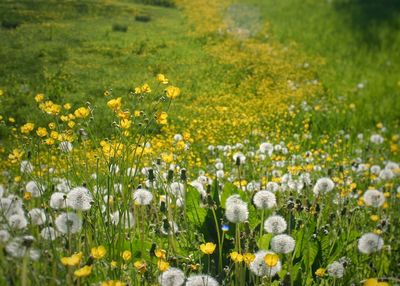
0,0,399,285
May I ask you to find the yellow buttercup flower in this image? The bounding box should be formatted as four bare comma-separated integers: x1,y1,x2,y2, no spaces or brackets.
200,242,216,255
315,268,326,277
141,83,151,93
101,280,126,286
157,259,170,272
370,215,379,222
243,253,255,265
61,252,83,266
121,250,132,261
155,249,166,259
91,245,106,259
157,74,169,84
120,119,131,129
34,93,44,102
364,278,389,286
134,260,147,274
21,122,35,134
36,127,48,137
165,86,180,99
156,112,168,125
74,107,90,118
74,265,93,278
230,251,243,263
8,149,23,164
264,253,279,267
107,97,122,112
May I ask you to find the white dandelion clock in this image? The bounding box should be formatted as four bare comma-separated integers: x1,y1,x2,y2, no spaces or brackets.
370,134,384,144
160,220,179,236
158,267,185,286
50,192,67,209
270,234,296,254
327,261,345,278
264,215,287,234
266,182,280,193
225,195,248,223
20,160,33,173
28,208,46,225
313,177,335,196
26,181,45,198
59,141,73,152
189,181,207,199
232,152,246,164
185,274,219,286
169,182,185,199
379,169,394,181
40,227,58,241
358,233,384,254
8,213,28,230
110,211,135,229
259,142,274,156
249,250,282,277
216,170,224,179
66,187,93,211
55,212,82,234
133,189,153,205
0,229,10,243
253,191,276,209
363,189,385,207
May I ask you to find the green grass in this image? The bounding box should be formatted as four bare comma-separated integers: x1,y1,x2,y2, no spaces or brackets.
242,0,400,131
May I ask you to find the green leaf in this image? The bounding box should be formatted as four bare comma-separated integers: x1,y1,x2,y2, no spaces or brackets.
186,185,207,227
258,233,273,250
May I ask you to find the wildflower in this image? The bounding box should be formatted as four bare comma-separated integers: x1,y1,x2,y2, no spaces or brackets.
358,233,384,254
91,245,107,259
315,268,326,277
120,118,131,129
155,249,167,259
5,237,39,260
133,188,153,205
370,134,384,144
259,142,274,156
26,181,45,197
313,177,335,195
141,83,151,93
158,267,185,286
66,187,93,211
134,260,147,274
36,127,48,137
107,97,122,112
156,112,168,125
74,265,93,278
270,234,296,254
225,195,248,223
61,252,83,266
232,152,246,165
101,280,126,286
264,215,287,234
74,107,90,118
186,275,219,286
364,278,390,286
8,213,28,229
243,253,255,265
230,251,243,262
21,122,35,134
0,230,10,243
55,212,82,234
370,215,379,222
165,86,180,99
34,94,44,102
169,182,185,199
8,149,24,164
249,250,281,277
327,261,345,278
253,190,276,209
50,192,67,209
40,227,58,241
157,259,170,271
157,74,169,84
200,242,216,255
122,250,132,261
363,190,385,207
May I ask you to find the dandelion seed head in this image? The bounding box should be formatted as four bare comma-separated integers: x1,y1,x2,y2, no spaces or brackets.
55,212,82,234
270,234,295,254
133,188,153,205
358,233,384,254
158,267,185,286
264,215,287,234
363,189,385,207
185,274,219,286
249,250,281,277
66,187,93,211
313,177,334,196
327,261,345,278
253,190,276,209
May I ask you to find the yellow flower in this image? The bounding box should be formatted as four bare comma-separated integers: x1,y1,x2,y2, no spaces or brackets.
74,107,90,118
134,110,141,117
48,122,56,129
370,215,379,222
165,86,180,99
104,90,110,97
161,153,173,163
8,117,15,123
120,119,131,129
61,252,83,266
36,127,48,137
68,121,75,128
141,83,151,93
63,103,71,110
50,131,59,140
264,253,279,267
111,260,118,268
44,138,55,145
23,191,32,200
155,249,166,259
34,93,44,102
243,253,255,265
134,87,141,94
157,74,169,84
230,251,243,263
364,278,389,286
21,123,35,134
156,112,168,125
134,260,147,274
91,245,107,259
8,149,24,164
0,89,3,96
157,259,170,272
14,176,22,183
121,250,132,261
101,280,126,286
315,268,326,277
200,242,216,255
74,265,93,278
107,97,122,112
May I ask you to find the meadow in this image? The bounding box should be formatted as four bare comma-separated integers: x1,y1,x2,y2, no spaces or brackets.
0,0,399,285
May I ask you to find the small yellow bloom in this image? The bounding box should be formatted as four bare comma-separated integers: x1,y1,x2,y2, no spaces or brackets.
243,253,255,265
370,215,379,222
134,110,141,117
104,90,110,97
374,229,382,235
134,87,141,94
61,252,83,266
264,253,279,267
44,138,55,145
230,251,243,263
68,121,75,128
165,86,180,99
155,249,166,259
134,260,147,274
120,119,131,129
14,176,22,183
91,245,106,259
200,242,216,255
8,149,24,164
121,250,132,261
141,83,151,93
74,107,90,118
101,280,126,286
157,74,169,84
107,97,122,112
364,278,389,286
21,123,35,134
0,89,3,96
74,265,93,278
8,117,15,123
63,103,71,110
111,260,118,268
23,191,32,200
315,268,326,277
157,259,170,272
156,112,168,125
36,127,48,137
35,93,44,102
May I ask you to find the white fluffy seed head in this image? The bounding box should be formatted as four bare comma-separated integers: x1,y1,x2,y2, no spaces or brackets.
59,141,73,152
253,191,276,209
363,189,385,207
264,215,287,234
25,181,45,198
28,208,46,225
66,187,93,211
185,274,219,286
50,192,67,210
370,134,384,144
40,227,58,241
110,211,134,229
133,189,153,205
0,229,10,243
249,250,282,277
358,233,384,254
20,160,34,173
313,177,335,196
55,212,82,234
169,182,185,199
8,213,28,230
327,261,345,278
225,195,248,223
270,234,296,254
158,267,185,286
